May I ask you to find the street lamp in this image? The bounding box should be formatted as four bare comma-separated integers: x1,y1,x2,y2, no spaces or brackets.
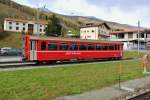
138,21,140,55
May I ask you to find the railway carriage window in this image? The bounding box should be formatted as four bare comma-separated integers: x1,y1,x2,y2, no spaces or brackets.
106,45,110,50
115,45,118,50
117,45,119,50
101,45,105,50
96,44,102,50
114,45,116,50
107,45,114,50
59,43,68,50
111,45,114,50
118,45,120,50
79,44,87,50
41,42,46,50
88,44,95,50
48,43,57,50
70,43,78,50
103,45,108,50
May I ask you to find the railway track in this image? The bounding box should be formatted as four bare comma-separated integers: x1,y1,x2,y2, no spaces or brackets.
0,58,137,69
127,90,150,100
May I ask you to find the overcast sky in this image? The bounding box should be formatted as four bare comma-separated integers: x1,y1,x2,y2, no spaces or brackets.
12,0,150,28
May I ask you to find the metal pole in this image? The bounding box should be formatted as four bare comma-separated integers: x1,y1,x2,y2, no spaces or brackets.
145,33,147,52
119,61,122,89
138,21,140,55
36,0,40,36
36,0,45,36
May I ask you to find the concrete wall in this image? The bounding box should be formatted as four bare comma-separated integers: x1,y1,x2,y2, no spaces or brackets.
80,27,98,40
110,32,150,50
80,25,110,40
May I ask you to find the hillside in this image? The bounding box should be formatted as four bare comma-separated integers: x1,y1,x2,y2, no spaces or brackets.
0,32,22,48
0,0,138,48
0,0,137,32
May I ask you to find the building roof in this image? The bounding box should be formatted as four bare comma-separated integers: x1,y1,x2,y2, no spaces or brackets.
4,18,48,25
110,29,150,34
80,22,111,30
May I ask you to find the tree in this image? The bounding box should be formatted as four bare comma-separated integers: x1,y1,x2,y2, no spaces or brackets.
46,14,62,36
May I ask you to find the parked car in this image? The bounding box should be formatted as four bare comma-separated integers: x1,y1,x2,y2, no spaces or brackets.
0,48,1,55
0,47,11,55
1,47,22,56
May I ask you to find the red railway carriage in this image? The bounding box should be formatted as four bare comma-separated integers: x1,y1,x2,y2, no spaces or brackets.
23,35,123,63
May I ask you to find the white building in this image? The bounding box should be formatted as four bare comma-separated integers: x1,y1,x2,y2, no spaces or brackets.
80,23,111,40
4,18,48,35
110,29,150,50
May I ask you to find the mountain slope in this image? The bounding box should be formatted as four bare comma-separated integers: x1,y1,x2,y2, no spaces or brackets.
0,0,136,32
0,0,138,48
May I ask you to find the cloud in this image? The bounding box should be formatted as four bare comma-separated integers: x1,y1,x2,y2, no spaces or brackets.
87,0,150,11
12,0,150,27
50,0,107,17
98,5,150,27
51,0,150,27
12,0,34,7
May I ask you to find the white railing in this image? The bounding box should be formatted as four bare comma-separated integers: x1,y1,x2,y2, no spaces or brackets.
110,38,150,42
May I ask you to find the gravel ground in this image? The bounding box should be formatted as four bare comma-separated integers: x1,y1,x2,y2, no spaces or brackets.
56,76,150,100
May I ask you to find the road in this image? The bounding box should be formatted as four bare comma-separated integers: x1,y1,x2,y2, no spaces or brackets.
56,76,150,100
0,56,22,63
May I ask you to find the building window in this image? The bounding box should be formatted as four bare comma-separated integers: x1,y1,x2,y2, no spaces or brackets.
128,33,133,38
40,25,42,27
40,29,42,32
92,30,94,32
118,34,124,39
9,22,12,24
141,33,145,38
9,26,12,30
16,27,19,30
23,27,25,31
16,23,19,25
23,23,26,26
146,34,148,38
137,34,139,38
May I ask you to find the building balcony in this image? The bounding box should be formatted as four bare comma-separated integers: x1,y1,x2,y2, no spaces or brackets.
110,38,150,42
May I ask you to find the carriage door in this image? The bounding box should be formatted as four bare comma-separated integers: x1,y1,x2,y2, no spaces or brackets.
30,40,37,61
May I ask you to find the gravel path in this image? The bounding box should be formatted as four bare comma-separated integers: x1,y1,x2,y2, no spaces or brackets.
56,76,150,100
